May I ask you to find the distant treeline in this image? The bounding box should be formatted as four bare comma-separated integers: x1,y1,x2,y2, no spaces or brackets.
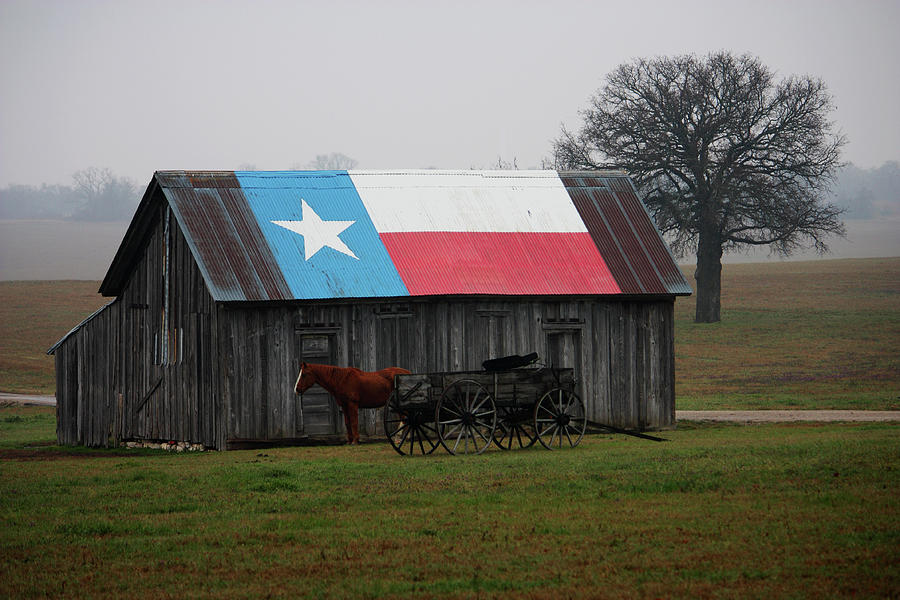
0,161,897,223
0,167,137,222
833,161,900,219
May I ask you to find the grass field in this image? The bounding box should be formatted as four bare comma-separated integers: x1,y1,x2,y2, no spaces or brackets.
2,257,898,410
0,280,109,394
1,404,897,599
1,258,898,598
673,258,899,410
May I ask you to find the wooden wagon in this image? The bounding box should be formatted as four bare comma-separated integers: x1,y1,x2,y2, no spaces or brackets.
383,365,587,455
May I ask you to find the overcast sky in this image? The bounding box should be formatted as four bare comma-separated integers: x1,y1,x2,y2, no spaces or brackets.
1,0,898,188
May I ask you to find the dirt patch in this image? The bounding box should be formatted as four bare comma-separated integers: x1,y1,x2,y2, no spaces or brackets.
0,447,122,461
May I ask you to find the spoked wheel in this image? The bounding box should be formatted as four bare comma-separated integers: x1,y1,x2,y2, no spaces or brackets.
384,391,440,456
436,379,497,455
534,388,586,449
493,406,537,450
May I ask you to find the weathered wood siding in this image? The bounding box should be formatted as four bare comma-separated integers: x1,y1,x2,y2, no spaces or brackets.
55,202,220,448
54,300,122,447
218,297,675,445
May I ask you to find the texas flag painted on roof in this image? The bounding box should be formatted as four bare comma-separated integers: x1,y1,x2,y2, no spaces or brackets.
117,170,691,302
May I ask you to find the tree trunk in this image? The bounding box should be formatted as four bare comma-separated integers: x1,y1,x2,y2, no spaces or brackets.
694,227,723,323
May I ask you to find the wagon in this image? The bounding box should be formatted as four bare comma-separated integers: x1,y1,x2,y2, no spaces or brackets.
383,363,587,456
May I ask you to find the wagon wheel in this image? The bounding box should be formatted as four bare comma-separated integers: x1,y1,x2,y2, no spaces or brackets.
534,388,586,449
383,390,440,456
493,406,537,450
436,379,496,455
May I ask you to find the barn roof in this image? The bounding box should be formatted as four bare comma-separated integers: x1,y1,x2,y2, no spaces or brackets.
100,170,690,301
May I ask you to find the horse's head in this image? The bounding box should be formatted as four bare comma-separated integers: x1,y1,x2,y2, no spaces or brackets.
295,362,315,395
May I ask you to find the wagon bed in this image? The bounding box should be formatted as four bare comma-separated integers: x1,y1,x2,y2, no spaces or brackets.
384,366,587,455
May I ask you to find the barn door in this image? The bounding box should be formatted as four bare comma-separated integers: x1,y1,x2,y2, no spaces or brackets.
296,333,341,436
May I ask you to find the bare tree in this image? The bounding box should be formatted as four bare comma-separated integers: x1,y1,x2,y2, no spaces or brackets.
494,156,518,170
553,52,846,322
71,167,137,221
300,153,359,171
73,167,112,200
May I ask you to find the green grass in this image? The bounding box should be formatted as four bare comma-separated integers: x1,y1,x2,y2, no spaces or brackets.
2,258,898,598
0,404,57,448
1,409,897,598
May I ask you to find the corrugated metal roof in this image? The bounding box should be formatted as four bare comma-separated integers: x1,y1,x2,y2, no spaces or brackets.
561,173,693,296
100,170,690,301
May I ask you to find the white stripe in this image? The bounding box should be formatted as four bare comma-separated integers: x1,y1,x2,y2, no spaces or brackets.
347,170,587,234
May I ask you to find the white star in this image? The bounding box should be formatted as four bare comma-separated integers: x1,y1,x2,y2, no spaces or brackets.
272,200,359,260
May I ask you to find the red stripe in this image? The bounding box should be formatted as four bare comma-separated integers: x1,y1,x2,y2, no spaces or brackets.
380,232,621,296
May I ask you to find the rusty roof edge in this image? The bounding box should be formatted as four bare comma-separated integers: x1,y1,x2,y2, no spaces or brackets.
584,186,648,294
623,178,693,295
155,169,630,180
162,169,628,182
162,186,232,302
559,169,628,178
610,187,670,292
156,170,233,188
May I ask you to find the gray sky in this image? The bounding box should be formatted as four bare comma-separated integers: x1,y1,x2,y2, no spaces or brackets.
1,0,898,188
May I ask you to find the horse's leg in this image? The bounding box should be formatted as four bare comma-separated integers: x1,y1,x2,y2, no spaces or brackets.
339,402,354,444
347,402,360,444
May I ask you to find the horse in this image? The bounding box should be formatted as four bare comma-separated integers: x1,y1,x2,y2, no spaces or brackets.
294,362,410,444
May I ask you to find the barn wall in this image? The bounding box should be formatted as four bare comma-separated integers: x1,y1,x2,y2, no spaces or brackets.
218,297,675,445
55,202,220,448
54,300,122,447
115,203,219,448
54,341,76,444
54,196,675,449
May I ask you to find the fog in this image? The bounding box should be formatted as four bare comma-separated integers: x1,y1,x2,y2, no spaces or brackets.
1,0,898,280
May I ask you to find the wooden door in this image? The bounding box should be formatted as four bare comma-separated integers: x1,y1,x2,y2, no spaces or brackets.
297,333,340,436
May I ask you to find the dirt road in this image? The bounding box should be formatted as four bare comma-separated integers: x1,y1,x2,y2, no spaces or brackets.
0,393,55,406
676,410,900,422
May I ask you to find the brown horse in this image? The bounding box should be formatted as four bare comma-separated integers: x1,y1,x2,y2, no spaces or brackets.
294,362,410,444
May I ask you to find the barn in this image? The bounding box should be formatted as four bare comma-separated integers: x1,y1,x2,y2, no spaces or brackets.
49,169,691,450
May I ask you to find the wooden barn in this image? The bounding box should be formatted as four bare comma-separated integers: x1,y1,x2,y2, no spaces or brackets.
49,169,691,450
